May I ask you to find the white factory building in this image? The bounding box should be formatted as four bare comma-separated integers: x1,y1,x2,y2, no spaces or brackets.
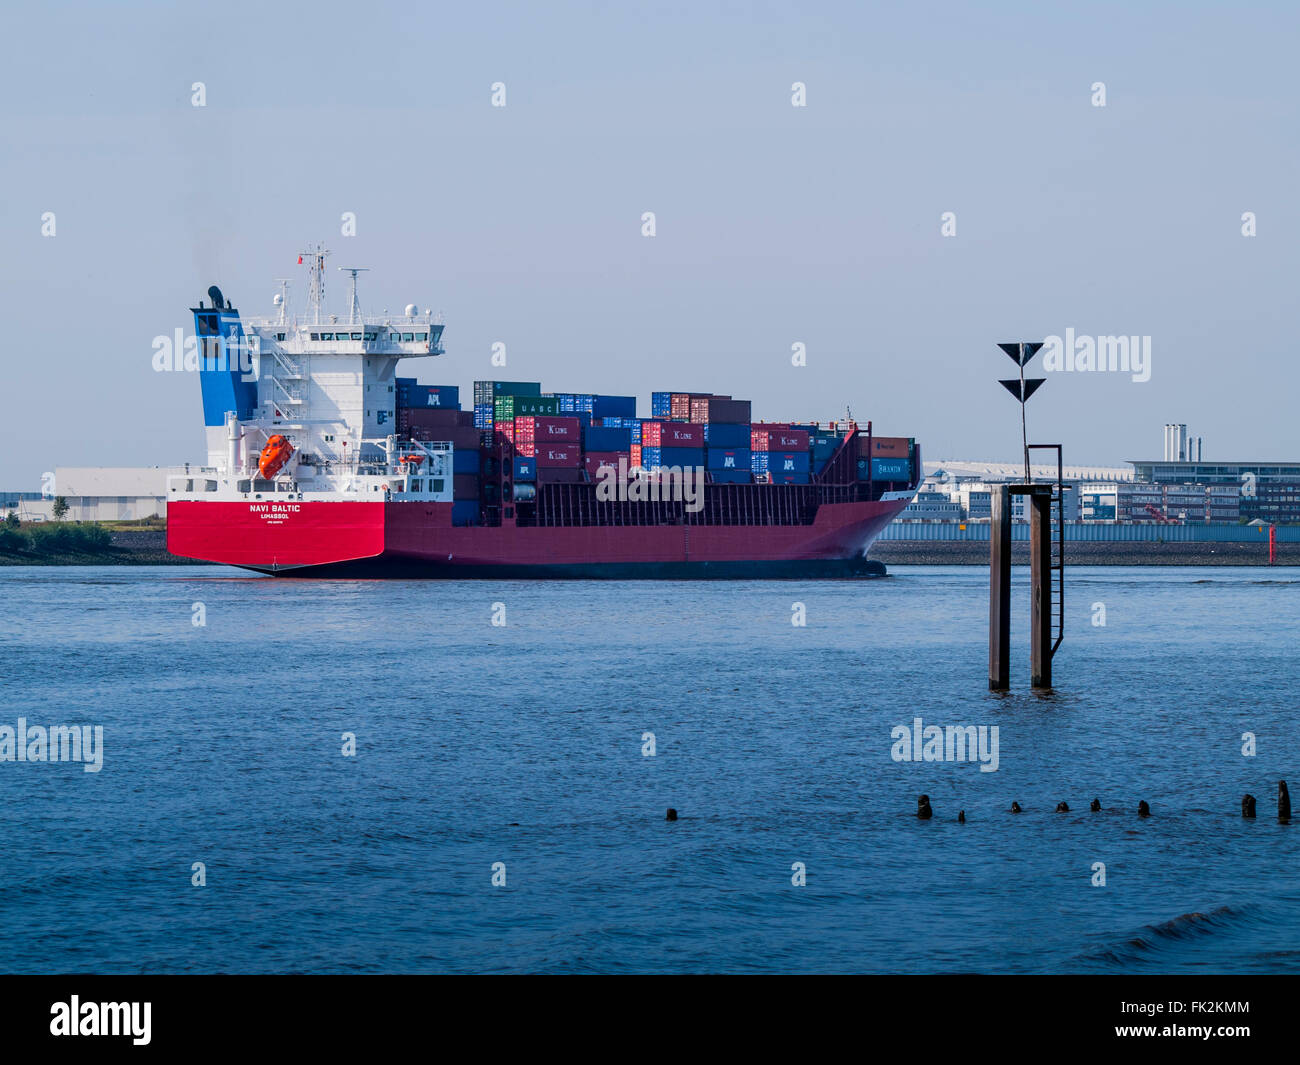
3,467,194,522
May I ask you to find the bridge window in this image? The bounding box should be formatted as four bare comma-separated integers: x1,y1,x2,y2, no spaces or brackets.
402,332,414,342
351,332,362,340
321,333,334,340
415,332,428,341
310,333,320,341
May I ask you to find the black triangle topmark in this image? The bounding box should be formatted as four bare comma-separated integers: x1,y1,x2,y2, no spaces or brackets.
997,342,1045,366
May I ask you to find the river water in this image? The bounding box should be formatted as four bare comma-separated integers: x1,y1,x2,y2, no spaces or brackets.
0,565,1296,973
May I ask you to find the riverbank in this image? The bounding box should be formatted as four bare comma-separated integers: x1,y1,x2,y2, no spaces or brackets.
0,524,195,566
3,526,1295,566
870,540,1297,566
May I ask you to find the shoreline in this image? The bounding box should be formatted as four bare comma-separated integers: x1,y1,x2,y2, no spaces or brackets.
1,527,1294,567
870,541,1297,566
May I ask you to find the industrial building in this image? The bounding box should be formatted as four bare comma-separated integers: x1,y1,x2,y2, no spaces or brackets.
2,467,190,522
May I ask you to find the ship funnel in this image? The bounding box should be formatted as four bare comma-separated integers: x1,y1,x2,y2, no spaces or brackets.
208,285,226,310
225,410,240,475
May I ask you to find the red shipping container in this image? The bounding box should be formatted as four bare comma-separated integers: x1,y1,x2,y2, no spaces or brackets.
870,436,911,457
399,407,468,429
662,422,704,446
670,393,724,420
584,451,631,479
630,443,642,468
536,443,580,467
513,415,537,458
536,466,582,483
411,425,480,449
769,429,809,450
533,416,581,441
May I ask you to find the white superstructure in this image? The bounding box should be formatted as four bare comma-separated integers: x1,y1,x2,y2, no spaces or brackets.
170,247,456,505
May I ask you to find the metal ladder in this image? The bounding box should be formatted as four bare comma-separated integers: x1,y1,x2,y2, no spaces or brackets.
1028,443,1065,659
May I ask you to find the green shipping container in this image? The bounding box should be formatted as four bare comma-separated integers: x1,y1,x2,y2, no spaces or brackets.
512,396,560,416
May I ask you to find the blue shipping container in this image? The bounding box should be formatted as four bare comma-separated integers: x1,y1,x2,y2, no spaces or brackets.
513,457,536,481
706,448,751,470
710,469,752,484
402,384,460,409
642,446,704,467
760,451,811,474
651,392,672,418
869,456,911,480
592,395,636,419
770,472,811,485
451,500,480,526
473,403,494,429
584,425,633,451
703,422,751,447
453,448,481,474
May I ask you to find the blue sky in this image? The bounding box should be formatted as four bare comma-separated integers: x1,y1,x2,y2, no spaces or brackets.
2,1,1297,487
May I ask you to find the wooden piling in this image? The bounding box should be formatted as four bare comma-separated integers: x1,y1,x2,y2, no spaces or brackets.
989,485,1011,691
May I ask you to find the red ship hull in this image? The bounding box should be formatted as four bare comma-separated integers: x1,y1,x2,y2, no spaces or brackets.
167,496,909,578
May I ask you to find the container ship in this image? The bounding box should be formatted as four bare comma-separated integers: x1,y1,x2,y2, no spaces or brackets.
167,251,921,577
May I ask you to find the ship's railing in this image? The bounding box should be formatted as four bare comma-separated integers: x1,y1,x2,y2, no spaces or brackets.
245,313,443,329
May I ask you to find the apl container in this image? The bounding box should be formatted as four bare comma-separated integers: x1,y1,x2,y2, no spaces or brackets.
760,451,810,474
706,448,751,470
512,456,537,481
400,384,460,409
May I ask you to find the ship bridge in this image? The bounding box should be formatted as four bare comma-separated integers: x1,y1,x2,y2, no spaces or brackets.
246,315,445,359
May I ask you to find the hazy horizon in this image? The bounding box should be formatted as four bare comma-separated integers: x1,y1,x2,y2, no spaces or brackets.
3,1,1297,488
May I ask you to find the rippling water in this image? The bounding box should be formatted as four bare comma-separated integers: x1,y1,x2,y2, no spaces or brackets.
0,565,1297,973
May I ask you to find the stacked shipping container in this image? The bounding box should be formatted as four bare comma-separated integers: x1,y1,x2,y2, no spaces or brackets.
396,377,914,524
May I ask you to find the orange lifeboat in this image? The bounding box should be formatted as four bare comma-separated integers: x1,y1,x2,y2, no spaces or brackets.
258,435,294,480
400,454,424,466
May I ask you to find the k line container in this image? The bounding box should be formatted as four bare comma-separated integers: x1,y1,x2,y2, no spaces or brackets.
536,443,581,467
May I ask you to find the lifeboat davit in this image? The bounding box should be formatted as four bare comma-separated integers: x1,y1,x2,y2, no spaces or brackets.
258,435,294,480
